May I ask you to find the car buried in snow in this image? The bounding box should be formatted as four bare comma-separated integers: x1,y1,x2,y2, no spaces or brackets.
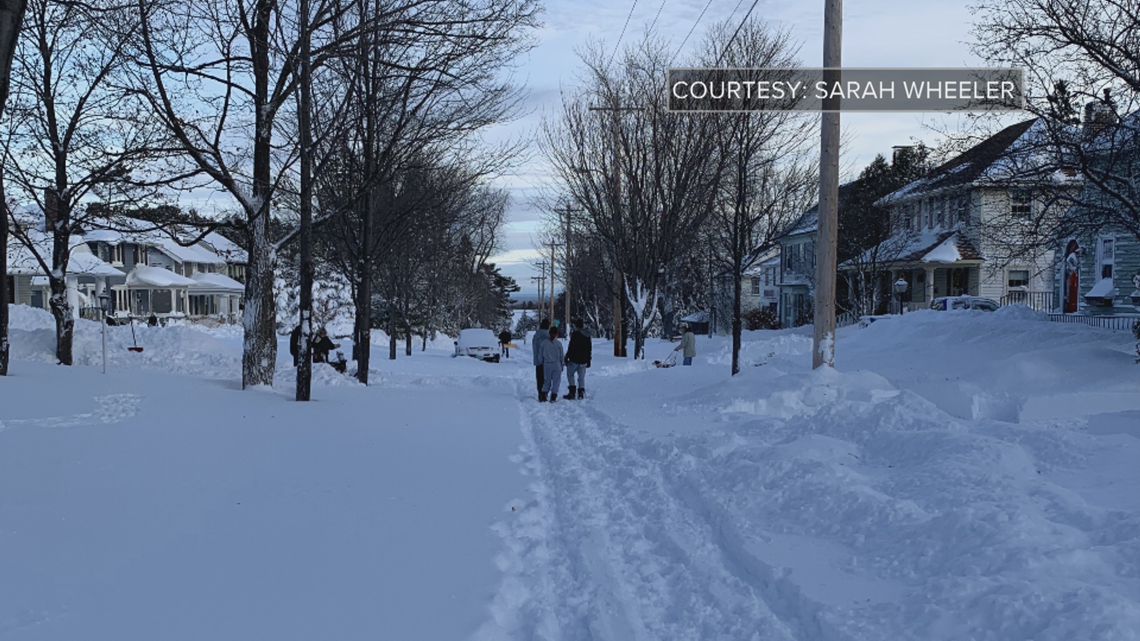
453,328,501,363
929,295,1000,312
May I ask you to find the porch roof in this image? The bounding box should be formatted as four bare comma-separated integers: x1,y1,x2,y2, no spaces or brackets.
843,228,983,270
189,271,244,294
125,265,195,288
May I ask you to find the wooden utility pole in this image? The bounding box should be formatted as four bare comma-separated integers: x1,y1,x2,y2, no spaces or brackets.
531,267,545,321
548,241,563,324
589,104,640,357
295,0,313,400
554,207,580,331
814,0,842,369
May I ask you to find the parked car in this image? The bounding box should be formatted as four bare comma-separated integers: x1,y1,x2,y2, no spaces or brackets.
929,296,1000,312
454,328,500,362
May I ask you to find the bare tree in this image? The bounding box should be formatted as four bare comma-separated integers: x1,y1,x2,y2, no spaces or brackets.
544,34,726,359
3,0,167,366
0,0,28,376
970,0,1140,252
697,19,817,376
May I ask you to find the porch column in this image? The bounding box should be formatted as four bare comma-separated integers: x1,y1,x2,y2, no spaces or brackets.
66,275,80,320
925,267,935,304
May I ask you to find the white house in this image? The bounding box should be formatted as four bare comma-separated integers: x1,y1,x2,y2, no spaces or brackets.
861,119,1078,312
82,221,245,322
5,229,124,318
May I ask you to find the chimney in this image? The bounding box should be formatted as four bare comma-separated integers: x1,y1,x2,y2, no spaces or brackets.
43,188,58,231
1083,89,1117,140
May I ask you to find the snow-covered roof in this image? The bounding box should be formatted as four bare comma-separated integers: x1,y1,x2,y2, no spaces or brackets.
681,311,709,323
843,227,983,269
878,119,1077,205
5,230,123,277
1085,278,1115,299
83,218,233,265
780,181,860,238
189,271,244,293
125,265,195,288
197,231,248,264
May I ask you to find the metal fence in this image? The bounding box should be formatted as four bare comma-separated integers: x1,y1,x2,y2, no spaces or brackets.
1046,313,1140,331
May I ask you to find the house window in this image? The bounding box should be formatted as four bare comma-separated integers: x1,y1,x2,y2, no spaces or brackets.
1010,189,1033,218
957,196,969,225
1007,269,1029,289
936,196,945,227
110,244,123,264
1098,237,1115,279
751,278,761,295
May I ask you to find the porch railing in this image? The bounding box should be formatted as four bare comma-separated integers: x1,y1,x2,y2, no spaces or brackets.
1000,290,1055,312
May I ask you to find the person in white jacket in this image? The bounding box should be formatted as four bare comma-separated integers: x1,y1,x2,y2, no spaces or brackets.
540,324,565,402
673,324,696,366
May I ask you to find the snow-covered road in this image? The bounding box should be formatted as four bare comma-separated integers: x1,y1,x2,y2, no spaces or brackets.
5,305,1140,639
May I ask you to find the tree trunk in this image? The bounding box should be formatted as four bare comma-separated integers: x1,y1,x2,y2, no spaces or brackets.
0,0,28,377
732,263,743,376
242,0,278,389
353,264,371,384
0,203,8,376
49,277,73,365
387,307,397,360
242,217,277,388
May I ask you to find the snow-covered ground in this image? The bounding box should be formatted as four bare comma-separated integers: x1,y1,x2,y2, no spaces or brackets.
3,304,1140,639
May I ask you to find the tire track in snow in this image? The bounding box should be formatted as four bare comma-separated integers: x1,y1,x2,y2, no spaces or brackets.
488,379,809,641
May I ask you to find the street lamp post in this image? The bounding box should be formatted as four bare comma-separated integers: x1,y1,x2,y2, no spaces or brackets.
894,277,909,316
97,290,110,374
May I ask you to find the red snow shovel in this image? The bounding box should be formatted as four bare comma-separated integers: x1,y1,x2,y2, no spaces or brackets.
128,317,144,353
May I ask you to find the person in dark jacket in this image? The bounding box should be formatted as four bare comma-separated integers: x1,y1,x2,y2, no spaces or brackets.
312,327,339,363
289,324,303,367
498,328,513,358
540,324,565,402
563,319,592,399
531,319,550,401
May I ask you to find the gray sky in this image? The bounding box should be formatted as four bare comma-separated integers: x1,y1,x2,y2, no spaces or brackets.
488,0,986,299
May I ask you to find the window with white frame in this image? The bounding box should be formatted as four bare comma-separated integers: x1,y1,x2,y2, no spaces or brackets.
1097,236,1115,279
1007,269,1029,289
751,277,761,296
936,196,945,226
110,244,123,264
957,196,969,225
1010,189,1033,218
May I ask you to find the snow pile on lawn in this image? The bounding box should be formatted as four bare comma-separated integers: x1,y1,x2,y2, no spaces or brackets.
483,311,1140,640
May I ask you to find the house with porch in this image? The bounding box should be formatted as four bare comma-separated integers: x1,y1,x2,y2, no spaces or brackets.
857,118,1077,311
1053,109,1140,316
82,221,245,322
6,230,124,317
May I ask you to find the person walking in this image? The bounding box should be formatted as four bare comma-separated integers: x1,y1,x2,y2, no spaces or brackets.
674,323,696,366
498,328,513,358
541,324,565,403
532,319,550,401
564,319,591,400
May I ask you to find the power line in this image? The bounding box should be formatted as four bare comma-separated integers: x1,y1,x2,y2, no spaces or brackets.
647,0,669,35
671,0,716,66
718,0,762,65
609,0,640,69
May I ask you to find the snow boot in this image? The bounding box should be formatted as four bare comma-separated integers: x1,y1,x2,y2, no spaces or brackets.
564,386,577,400
539,391,548,402
578,387,585,400
549,392,557,403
